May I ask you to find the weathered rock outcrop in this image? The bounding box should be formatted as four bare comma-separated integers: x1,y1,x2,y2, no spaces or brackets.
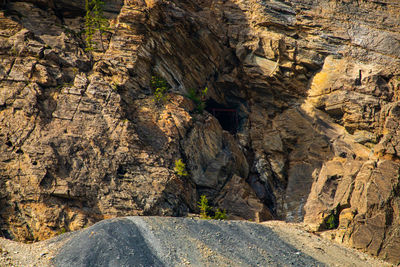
0,0,399,264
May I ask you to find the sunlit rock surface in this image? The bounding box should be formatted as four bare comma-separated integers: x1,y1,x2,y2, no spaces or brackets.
0,0,399,263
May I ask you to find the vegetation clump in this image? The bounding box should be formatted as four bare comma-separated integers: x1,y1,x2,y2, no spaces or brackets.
187,87,208,113
151,76,170,105
84,0,108,52
198,195,212,219
56,227,67,236
213,208,228,220
197,195,227,220
325,213,337,230
174,159,188,177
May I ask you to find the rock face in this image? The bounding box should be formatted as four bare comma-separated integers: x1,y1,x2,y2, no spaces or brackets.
0,0,399,264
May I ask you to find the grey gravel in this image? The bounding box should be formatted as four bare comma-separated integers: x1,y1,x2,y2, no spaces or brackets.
0,217,393,267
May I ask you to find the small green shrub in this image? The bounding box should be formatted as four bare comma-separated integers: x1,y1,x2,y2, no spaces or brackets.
213,208,227,220
197,195,227,220
56,227,67,236
198,195,212,219
174,159,188,177
187,87,208,113
325,213,337,229
84,0,109,52
151,76,169,105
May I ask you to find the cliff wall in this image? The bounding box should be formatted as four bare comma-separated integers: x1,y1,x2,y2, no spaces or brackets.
0,0,399,263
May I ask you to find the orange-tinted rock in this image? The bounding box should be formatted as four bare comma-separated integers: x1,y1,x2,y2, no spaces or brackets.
0,0,400,264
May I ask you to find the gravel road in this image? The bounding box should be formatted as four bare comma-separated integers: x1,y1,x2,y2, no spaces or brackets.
0,217,393,267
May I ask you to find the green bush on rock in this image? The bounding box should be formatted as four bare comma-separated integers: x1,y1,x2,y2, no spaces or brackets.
174,159,188,177
151,76,169,105
187,87,208,113
197,195,227,220
84,0,108,52
198,195,212,219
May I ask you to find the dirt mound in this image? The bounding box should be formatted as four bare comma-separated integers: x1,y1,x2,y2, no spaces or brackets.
0,217,391,267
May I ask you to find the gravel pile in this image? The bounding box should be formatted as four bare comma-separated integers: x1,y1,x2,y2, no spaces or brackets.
0,217,393,267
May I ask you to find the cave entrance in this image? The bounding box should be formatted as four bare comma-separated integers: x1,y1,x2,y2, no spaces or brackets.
211,108,238,134
206,100,239,134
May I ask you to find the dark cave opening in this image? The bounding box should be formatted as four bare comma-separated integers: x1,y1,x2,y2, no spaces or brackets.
206,99,239,134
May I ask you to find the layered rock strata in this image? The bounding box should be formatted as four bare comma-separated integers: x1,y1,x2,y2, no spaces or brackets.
0,0,399,263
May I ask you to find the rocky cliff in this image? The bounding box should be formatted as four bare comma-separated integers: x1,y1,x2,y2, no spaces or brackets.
0,0,399,264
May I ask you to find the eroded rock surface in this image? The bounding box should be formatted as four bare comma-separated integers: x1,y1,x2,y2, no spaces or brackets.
0,0,399,264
